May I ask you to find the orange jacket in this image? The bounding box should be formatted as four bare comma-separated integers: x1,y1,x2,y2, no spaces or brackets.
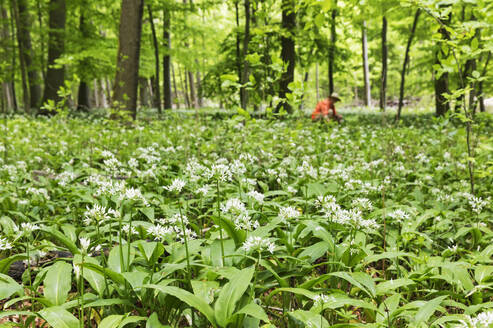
311,99,337,120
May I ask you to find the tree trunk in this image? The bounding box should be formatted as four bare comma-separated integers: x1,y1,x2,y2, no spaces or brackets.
171,63,179,109
478,52,491,112
235,1,242,106
147,3,161,113
179,64,190,108
240,0,251,110
187,71,196,108
163,8,172,109
379,16,387,111
15,0,42,110
434,10,451,117
362,20,371,107
40,0,66,114
276,0,296,113
77,11,90,111
396,9,420,121
1,4,15,110
328,6,337,95
112,0,144,120
299,72,309,110
196,68,203,107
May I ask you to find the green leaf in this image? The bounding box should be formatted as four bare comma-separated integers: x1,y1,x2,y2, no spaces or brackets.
289,310,329,328
99,315,123,328
41,228,80,255
43,262,72,306
215,266,255,327
415,295,448,323
234,302,269,323
0,273,23,299
191,280,219,304
82,262,125,285
146,312,168,328
143,285,216,326
74,255,105,296
330,272,376,298
108,245,134,273
38,306,80,328
298,241,330,263
0,254,28,274
376,278,415,295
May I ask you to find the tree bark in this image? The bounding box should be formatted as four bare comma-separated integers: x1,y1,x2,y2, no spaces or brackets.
187,71,196,108
362,20,371,107
328,6,337,95
240,0,251,110
396,9,420,121
196,68,203,107
478,52,491,112
147,3,161,113
379,16,387,111
276,0,296,113
1,4,15,110
112,0,144,120
434,10,451,117
77,11,90,111
12,0,42,112
40,0,66,114
171,63,179,108
163,8,172,109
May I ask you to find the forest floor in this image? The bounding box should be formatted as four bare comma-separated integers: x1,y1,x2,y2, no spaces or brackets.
0,112,491,327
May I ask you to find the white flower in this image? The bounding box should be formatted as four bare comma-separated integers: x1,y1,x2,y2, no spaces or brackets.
458,311,493,328
247,190,264,204
242,236,276,254
221,198,246,214
468,196,489,215
165,178,186,193
21,222,39,234
118,187,149,206
352,198,373,211
313,294,335,308
387,209,410,222
0,237,12,251
208,162,232,182
279,206,301,222
287,186,297,194
79,237,90,252
84,204,111,225
122,224,138,235
195,184,211,196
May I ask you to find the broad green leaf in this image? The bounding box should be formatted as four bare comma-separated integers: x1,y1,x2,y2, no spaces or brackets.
74,255,105,296
143,284,216,326
330,272,376,298
38,306,80,328
108,245,134,273
191,280,219,304
298,241,330,263
82,262,125,285
415,296,448,323
233,302,269,323
214,266,255,327
289,310,329,328
0,273,23,299
44,262,72,306
146,312,168,328
99,315,123,328
41,228,80,255
376,278,415,295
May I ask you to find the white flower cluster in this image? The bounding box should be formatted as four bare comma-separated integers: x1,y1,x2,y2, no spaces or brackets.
118,187,149,206
26,187,50,200
164,178,186,193
0,237,12,251
247,190,264,204
21,222,39,234
352,198,373,212
221,198,259,231
313,294,335,307
279,206,301,223
467,195,489,215
242,236,275,254
148,214,197,243
387,209,410,223
317,197,378,231
84,204,120,225
458,311,493,328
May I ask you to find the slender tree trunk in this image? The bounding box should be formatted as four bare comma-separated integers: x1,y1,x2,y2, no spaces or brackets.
1,4,15,110
328,6,337,95
276,0,296,113
16,0,42,109
240,0,251,110
235,0,242,106
93,80,99,108
8,2,17,111
379,16,387,111
77,11,90,111
111,0,144,119
179,64,190,108
362,20,371,107
171,63,179,109
396,9,420,121
434,9,451,117
36,0,46,80
195,69,203,107
478,52,491,112
147,3,161,113
40,0,66,114
187,71,196,108
299,72,309,110
163,8,172,110
11,1,29,113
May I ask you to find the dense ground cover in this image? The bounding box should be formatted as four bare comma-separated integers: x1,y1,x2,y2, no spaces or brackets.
0,112,492,328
